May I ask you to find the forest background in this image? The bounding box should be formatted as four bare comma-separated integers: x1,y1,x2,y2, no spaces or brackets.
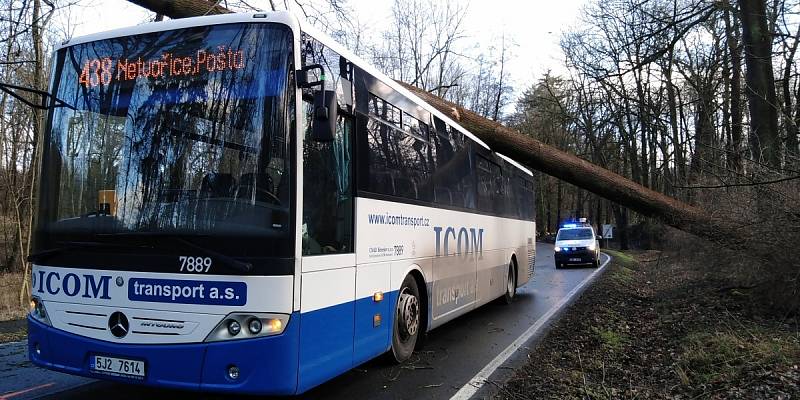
1,0,798,318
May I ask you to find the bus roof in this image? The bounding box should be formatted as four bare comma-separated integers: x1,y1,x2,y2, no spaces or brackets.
57,11,300,50
59,11,533,177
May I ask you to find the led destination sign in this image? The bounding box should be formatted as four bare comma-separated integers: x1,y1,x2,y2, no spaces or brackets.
79,45,246,88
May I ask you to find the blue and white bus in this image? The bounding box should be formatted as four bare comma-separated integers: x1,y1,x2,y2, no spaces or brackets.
27,11,536,395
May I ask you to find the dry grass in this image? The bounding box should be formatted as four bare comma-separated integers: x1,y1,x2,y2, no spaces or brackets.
498,245,800,399
0,272,27,321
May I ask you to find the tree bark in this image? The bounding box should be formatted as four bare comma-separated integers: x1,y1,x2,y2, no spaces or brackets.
781,24,800,159
664,49,685,189
127,0,232,18
19,0,45,306
738,0,780,166
725,6,744,172
400,82,740,246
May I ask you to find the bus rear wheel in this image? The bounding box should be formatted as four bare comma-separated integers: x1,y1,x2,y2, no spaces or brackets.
391,275,421,363
502,261,517,304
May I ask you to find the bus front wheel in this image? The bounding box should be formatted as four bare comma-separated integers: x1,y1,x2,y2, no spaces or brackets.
391,275,421,363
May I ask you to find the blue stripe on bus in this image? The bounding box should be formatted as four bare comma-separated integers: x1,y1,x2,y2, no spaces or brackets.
296,290,397,393
29,290,407,395
28,315,300,395
352,290,395,366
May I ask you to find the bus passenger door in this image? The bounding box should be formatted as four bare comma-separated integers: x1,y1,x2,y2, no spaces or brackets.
298,99,356,392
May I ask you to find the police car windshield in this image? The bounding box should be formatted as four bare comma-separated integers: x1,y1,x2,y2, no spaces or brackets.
557,228,594,241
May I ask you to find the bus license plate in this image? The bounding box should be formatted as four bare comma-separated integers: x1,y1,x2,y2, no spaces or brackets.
91,355,145,379
569,258,581,262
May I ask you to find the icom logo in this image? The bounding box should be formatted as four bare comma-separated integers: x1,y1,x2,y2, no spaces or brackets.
433,226,484,257
34,270,112,300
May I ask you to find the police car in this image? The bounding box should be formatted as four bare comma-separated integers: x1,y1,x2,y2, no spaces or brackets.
554,220,601,268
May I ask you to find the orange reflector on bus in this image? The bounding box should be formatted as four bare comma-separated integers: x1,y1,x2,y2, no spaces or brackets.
267,318,283,333
373,292,384,302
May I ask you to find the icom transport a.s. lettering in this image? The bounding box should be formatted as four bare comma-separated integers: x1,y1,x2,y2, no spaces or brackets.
33,270,247,306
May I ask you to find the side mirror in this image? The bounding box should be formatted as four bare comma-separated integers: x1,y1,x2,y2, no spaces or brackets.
597,235,603,240
312,90,337,142
297,64,324,88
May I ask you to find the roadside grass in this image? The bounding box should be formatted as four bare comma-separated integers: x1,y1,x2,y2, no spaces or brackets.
591,326,629,351
676,327,800,388
0,272,27,321
603,249,635,267
603,249,636,285
498,245,800,399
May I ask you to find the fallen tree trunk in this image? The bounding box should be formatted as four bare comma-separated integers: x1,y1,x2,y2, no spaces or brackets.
127,0,231,19
126,0,746,251
397,83,741,247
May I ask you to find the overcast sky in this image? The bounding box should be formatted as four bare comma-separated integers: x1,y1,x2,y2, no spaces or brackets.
66,0,588,103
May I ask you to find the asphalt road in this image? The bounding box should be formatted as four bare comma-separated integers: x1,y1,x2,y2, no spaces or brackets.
0,243,609,400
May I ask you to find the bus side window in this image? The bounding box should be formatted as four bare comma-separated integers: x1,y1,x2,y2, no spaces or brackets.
476,155,501,213
302,100,354,255
431,120,474,210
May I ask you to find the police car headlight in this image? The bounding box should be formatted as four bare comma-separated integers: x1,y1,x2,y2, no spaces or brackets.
554,247,562,252
29,297,51,326
587,242,597,251
205,313,289,342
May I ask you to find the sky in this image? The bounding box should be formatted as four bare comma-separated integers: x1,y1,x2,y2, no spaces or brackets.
63,0,588,103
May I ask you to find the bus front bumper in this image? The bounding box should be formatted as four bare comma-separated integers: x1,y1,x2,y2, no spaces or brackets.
27,315,299,395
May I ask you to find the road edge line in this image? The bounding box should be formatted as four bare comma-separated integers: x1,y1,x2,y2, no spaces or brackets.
449,253,613,400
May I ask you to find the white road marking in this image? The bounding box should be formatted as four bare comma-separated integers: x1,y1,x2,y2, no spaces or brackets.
450,253,612,400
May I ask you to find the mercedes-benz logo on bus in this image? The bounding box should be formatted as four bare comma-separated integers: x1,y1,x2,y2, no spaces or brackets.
108,312,129,338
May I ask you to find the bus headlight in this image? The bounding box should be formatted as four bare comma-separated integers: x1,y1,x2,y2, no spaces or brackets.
29,297,51,326
205,313,289,342
247,318,262,334
227,320,241,336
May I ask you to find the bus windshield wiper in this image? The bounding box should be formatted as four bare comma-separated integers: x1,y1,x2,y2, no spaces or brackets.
0,82,76,110
96,233,253,273
28,241,139,264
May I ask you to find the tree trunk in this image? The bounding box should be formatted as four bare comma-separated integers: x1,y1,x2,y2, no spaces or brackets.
664,49,685,189
725,6,744,172
19,0,44,306
738,0,780,166
401,81,733,236
611,204,629,251
127,0,232,18
556,179,562,228
781,24,800,160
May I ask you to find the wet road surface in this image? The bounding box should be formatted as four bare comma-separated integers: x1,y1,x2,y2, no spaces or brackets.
0,243,609,400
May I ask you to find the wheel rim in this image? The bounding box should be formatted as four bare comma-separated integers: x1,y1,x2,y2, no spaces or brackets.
397,288,419,340
507,266,515,296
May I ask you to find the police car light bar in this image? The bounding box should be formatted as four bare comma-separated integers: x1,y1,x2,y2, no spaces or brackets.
562,223,577,228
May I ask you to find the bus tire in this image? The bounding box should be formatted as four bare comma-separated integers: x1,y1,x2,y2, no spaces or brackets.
502,261,517,304
391,274,421,363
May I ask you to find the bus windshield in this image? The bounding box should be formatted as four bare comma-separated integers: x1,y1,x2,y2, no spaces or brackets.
35,23,295,258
